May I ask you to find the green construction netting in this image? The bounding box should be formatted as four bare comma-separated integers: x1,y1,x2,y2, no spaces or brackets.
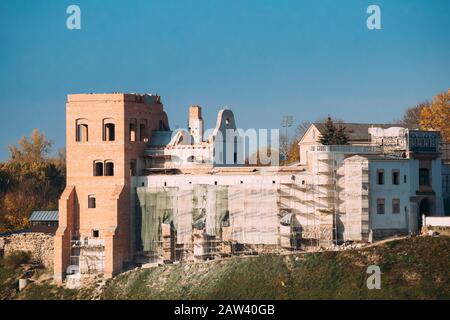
136,185,230,253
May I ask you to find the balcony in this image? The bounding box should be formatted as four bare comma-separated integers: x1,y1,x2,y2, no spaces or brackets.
309,145,381,154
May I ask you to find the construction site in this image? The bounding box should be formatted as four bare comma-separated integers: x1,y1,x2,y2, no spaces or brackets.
54,93,446,280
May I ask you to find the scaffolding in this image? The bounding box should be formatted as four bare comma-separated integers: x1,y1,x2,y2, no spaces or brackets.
69,231,105,275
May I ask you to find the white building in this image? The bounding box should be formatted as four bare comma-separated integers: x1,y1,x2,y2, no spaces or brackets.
130,115,447,263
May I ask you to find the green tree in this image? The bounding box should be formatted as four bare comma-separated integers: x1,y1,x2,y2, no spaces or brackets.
319,117,349,145
335,124,349,145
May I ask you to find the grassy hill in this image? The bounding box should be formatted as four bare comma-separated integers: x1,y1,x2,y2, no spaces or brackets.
1,235,449,300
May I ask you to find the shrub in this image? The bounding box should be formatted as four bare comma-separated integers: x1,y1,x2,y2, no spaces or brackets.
3,251,31,269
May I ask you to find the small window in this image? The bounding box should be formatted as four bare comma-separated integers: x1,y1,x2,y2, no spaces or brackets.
404,175,407,183
377,170,384,185
93,230,99,238
392,199,400,214
221,212,230,227
377,199,385,214
94,162,103,176
140,123,148,142
130,160,137,176
240,181,243,184
88,195,96,209
129,119,137,142
105,162,114,176
419,168,430,186
272,181,276,184
214,181,217,185
392,170,400,185
159,120,164,131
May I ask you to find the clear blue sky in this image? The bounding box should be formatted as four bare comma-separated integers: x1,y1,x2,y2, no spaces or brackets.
0,0,449,160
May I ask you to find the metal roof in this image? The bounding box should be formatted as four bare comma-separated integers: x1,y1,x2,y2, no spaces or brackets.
148,131,174,147
29,211,59,222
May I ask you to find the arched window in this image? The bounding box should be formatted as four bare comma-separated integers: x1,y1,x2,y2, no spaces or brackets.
94,161,103,176
103,119,115,141
105,161,114,176
88,195,96,208
76,119,88,142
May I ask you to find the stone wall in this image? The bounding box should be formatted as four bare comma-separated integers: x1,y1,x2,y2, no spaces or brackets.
0,232,54,269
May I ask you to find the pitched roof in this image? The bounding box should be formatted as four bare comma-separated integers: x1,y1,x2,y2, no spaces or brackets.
29,211,58,222
313,123,400,142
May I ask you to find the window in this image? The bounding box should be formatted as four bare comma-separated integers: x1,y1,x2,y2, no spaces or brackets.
93,230,99,238
105,162,114,176
377,170,384,185
129,119,137,142
377,199,385,214
392,199,400,214
159,120,164,131
76,119,88,142
88,195,96,209
221,212,230,227
103,120,115,141
419,168,430,186
94,161,103,176
392,170,400,185
140,120,148,142
404,175,407,183
130,160,136,176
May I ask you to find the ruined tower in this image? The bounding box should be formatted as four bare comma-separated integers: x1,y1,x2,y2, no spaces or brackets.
54,93,169,281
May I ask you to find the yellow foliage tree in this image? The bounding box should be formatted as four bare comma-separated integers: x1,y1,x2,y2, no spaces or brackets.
420,89,450,142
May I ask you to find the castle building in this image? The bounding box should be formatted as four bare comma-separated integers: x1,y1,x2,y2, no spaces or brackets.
54,92,447,281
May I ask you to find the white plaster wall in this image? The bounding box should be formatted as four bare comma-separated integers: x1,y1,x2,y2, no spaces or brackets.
431,158,444,215
369,160,411,230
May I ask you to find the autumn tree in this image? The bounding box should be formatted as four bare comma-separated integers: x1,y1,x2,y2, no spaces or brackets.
279,121,311,165
0,129,65,232
400,102,429,129
420,89,450,142
9,129,53,163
